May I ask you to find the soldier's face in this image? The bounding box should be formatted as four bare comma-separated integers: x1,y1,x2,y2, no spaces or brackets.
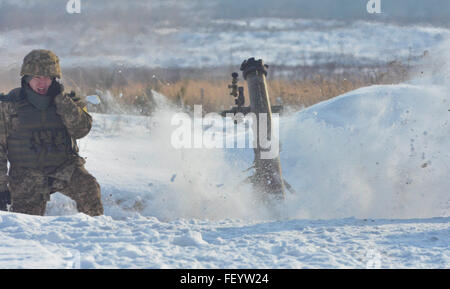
29,76,52,95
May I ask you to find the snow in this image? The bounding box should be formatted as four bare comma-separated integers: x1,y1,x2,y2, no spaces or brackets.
0,18,449,68
86,95,101,105
1,19,450,268
280,83,450,220
0,68,449,268
0,212,448,268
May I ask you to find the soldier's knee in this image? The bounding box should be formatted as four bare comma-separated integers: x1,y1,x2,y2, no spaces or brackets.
70,166,103,216
11,199,47,216
76,194,103,216
72,167,99,187
9,183,49,216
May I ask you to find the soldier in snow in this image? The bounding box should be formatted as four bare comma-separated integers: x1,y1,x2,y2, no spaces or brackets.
0,49,103,216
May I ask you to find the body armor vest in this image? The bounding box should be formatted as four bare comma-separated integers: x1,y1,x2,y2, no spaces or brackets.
7,90,75,170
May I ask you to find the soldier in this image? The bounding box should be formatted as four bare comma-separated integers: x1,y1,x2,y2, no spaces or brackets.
0,49,103,216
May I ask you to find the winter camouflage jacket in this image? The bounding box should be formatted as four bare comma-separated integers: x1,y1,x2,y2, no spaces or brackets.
0,87,92,191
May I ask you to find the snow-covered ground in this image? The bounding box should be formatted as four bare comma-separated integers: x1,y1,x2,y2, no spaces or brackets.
1,53,449,267
0,18,449,68
1,10,450,267
1,213,448,268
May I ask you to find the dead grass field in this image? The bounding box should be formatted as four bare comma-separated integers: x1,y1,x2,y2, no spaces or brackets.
0,61,410,114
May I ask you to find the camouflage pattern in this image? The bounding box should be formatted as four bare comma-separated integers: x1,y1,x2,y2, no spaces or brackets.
54,91,92,139
9,164,103,216
20,49,62,79
0,83,103,216
6,97,74,169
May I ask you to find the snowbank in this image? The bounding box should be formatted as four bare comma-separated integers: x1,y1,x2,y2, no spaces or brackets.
280,83,449,219
48,75,449,222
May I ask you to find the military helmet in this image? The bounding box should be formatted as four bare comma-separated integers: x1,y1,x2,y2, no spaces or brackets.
20,49,61,78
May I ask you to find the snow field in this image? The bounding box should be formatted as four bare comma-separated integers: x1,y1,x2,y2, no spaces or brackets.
1,211,448,268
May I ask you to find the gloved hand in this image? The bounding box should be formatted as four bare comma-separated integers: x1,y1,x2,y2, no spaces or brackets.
0,190,11,211
50,79,77,101
47,78,65,97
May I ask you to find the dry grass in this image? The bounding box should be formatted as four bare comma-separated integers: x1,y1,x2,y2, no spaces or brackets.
76,77,374,113
154,78,344,111
1,62,409,114
136,75,400,113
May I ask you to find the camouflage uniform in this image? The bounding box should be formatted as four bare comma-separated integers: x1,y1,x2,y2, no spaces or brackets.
0,50,103,216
